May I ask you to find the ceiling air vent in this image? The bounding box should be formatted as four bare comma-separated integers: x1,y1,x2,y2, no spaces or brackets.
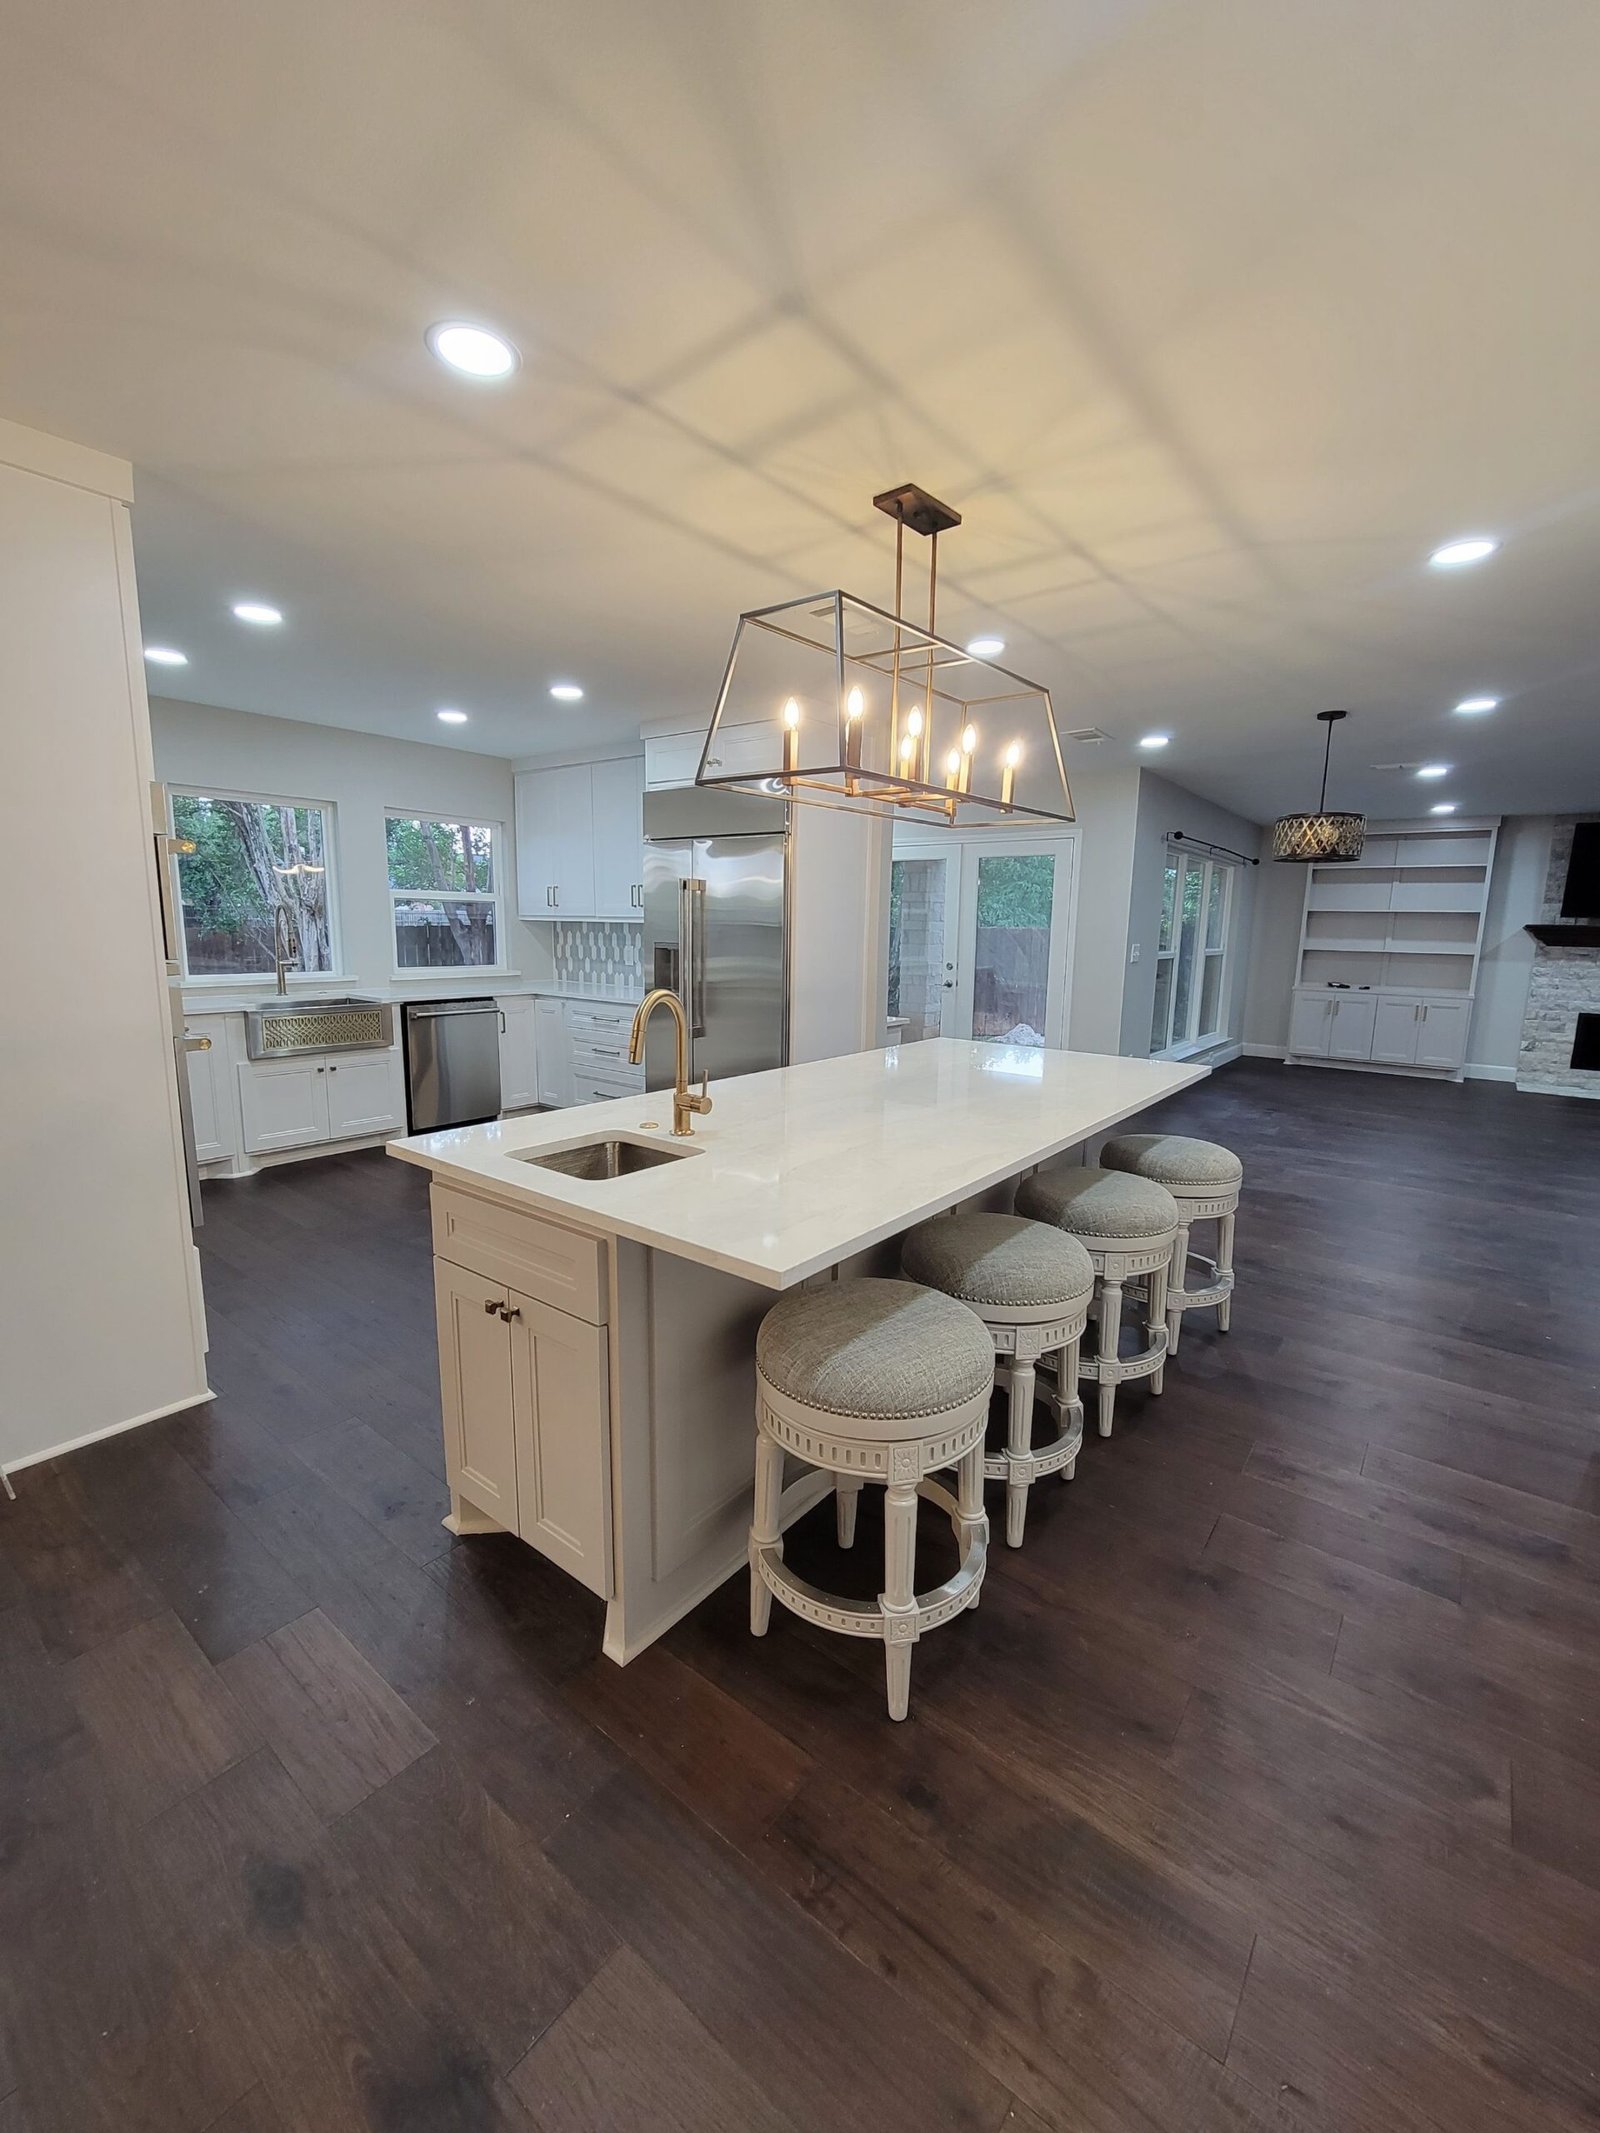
1064,726,1107,744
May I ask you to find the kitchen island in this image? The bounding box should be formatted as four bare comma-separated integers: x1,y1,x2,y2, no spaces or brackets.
389,1038,1206,1662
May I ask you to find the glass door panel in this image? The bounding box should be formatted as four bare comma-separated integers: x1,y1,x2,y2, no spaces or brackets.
971,852,1056,1042
888,853,957,1040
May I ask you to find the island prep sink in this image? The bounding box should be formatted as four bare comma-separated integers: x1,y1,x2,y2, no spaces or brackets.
515,1136,702,1180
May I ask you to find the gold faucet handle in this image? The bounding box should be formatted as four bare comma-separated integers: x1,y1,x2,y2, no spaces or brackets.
693,1073,712,1113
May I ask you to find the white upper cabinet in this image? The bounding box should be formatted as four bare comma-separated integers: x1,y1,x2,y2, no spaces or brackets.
644,722,772,790
590,756,645,917
516,758,643,921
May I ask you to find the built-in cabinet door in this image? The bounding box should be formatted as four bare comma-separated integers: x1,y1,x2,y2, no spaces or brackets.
324,1051,405,1138
591,756,645,917
516,765,589,918
507,1289,613,1597
434,1259,520,1529
498,998,539,1110
184,1017,235,1161
1328,993,1378,1061
1414,998,1470,1071
239,1058,332,1153
1370,995,1422,1065
1288,991,1333,1057
534,997,571,1106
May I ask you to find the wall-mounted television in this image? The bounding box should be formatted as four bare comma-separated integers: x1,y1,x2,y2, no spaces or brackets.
1561,821,1600,918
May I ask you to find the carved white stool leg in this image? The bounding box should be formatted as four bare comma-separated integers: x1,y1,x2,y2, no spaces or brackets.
1096,1279,1124,1437
835,1475,862,1548
956,1443,985,1605
1055,1332,1082,1479
1147,1258,1170,1397
750,1427,784,1636
880,1479,920,1721
1166,1224,1190,1356
1215,1210,1236,1332
1004,1358,1037,1547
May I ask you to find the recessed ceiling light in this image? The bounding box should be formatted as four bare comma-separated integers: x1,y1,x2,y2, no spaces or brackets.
231,600,283,626
1454,696,1499,714
965,636,1005,658
1430,802,1458,815
1138,733,1171,750
1415,763,1451,779
1428,535,1498,570
436,708,469,725
549,682,584,703
144,645,188,666
426,320,519,379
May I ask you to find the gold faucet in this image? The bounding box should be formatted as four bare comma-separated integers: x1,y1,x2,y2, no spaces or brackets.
629,988,712,1138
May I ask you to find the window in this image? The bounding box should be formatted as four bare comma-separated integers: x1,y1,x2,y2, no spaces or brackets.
172,791,337,979
386,815,502,969
1150,848,1234,1055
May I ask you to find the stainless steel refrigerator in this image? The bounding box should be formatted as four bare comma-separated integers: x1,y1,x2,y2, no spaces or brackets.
640,787,788,1094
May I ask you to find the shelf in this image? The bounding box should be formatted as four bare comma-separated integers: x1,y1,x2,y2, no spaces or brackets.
1306,939,1477,957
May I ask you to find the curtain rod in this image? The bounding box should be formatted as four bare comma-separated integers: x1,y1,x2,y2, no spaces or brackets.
1167,829,1260,868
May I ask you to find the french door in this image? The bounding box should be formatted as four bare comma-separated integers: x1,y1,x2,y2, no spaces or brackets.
888,832,1077,1049
1150,846,1233,1055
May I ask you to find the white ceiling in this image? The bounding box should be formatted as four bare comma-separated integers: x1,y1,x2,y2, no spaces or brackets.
5,0,1600,822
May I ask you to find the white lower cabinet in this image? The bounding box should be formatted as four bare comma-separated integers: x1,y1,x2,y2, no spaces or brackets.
239,1046,405,1154
498,996,539,1111
184,1015,238,1162
1289,988,1470,1075
534,997,572,1106
432,1199,613,1598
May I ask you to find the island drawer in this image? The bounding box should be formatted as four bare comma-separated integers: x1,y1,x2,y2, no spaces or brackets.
567,1003,636,1043
431,1184,607,1324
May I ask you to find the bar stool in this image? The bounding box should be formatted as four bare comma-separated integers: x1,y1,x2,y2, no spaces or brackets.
1013,1165,1180,1438
750,1277,993,1720
1100,1134,1243,1356
900,1212,1095,1547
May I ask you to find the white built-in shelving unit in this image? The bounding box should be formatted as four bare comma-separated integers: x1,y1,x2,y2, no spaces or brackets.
1286,816,1500,1079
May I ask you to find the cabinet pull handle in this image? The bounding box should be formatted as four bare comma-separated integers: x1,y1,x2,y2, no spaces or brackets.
500,1303,521,1323
499,1009,507,1034
484,1296,502,1314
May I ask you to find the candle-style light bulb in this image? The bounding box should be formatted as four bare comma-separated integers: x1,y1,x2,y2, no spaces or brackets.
782,696,801,775
944,747,962,792
898,732,916,776
846,686,864,721
907,704,924,740
843,684,864,772
1001,739,1022,808
958,723,978,793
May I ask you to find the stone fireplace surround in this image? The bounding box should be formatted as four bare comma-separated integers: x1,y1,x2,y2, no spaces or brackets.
1518,817,1600,1097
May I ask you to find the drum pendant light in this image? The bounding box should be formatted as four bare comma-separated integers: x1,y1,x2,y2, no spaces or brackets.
1272,710,1366,862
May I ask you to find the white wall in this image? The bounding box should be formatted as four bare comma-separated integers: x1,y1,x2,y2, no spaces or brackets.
150,697,554,996
1061,763,1143,1054
1,421,208,1473
1466,816,1551,1078
789,803,892,1063
1241,859,1307,1052
1120,771,1265,1054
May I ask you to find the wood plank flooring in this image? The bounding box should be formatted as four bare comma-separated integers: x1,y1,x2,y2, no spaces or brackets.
2,1059,1598,2132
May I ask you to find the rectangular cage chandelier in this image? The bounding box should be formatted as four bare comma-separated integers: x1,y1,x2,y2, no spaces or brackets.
696,484,1074,825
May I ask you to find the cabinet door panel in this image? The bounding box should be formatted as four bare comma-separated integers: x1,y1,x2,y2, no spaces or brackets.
1288,991,1332,1057
591,756,644,918
508,1291,613,1597
1328,993,1378,1061
498,999,539,1111
239,1059,331,1152
325,1051,405,1138
1415,999,1470,1071
434,1259,517,1528
1370,996,1421,1065
534,998,571,1106
184,1017,236,1161
516,766,594,918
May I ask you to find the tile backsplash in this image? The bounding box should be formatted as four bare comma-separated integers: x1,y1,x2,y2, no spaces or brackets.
552,920,643,991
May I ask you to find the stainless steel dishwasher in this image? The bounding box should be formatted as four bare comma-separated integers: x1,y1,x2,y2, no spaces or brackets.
402,998,502,1131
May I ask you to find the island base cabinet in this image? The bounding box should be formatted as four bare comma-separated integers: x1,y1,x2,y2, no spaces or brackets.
433,1256,613,1598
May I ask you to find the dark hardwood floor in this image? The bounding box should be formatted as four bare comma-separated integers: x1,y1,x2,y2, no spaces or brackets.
3,1059,1599,2132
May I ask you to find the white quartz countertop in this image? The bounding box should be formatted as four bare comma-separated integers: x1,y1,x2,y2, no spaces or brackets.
182,980,642,1014
388,1038,1207,1289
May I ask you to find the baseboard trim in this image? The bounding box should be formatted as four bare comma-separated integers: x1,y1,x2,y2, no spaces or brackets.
2,1386,216,1482
1243,1043,1287,1060
1462,1062,1516,1083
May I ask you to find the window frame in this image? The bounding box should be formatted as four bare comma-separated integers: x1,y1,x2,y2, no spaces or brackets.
169,784,346,988
1150,847,1235,1058
385,811,511,978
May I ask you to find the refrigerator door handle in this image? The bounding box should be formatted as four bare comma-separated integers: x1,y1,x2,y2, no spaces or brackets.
688,876,708,1040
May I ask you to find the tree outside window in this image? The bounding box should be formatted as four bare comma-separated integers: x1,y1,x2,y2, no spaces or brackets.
172,793,335,977
386,816,501,968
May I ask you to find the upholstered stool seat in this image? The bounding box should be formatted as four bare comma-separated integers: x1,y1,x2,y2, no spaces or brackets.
902,1213,1094,1546
1100,1133,1242,1355
1014,1165,1180,1437
750,1278,992,1720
